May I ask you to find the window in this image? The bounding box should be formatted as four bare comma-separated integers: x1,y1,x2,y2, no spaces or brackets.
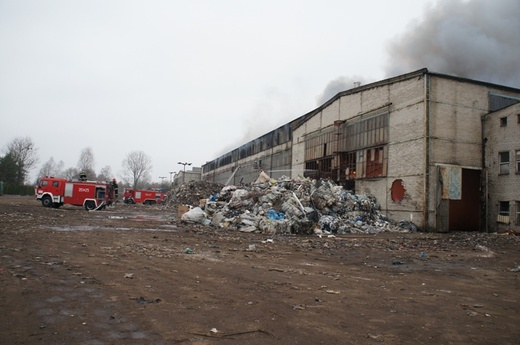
39,180,48,187
498,201,510,223
304,128,335,161
517,114,520,123
499,151,510,174
499,201,510,216
365,146,385,178
516,150,520,173
500,117,508,127
52,181,59,187
354,146,387,179
342,152,357,179
304,158,332,179
342,113,388,151
517,201,520,225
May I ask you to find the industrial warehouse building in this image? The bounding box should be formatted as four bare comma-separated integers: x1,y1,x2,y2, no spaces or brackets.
201,68,520,233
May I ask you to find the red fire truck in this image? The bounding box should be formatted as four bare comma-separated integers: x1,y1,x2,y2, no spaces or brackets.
123,188,167,205
35,177,115,210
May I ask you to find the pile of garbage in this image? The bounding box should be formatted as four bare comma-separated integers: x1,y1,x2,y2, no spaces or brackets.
167,180,224,207
177,172,418,236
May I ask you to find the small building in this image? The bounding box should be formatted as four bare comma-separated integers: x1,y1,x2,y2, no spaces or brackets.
202,68,520,232
173,167,202,186
483,102,520,233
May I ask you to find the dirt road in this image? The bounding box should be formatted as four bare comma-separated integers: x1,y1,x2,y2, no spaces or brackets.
1,195,519,344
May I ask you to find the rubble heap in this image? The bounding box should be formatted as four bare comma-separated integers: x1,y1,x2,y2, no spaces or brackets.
177,173,418,236
167,180,224,207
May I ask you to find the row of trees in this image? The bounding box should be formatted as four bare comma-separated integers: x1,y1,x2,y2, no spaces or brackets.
0,136,155,195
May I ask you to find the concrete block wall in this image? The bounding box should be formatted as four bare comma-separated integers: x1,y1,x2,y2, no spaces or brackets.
292,76,430,227
384,78,426,227
428,77,487,168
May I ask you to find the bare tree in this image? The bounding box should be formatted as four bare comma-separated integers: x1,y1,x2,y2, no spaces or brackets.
97,165,113,182
37,157,64,179
63,167,80,180
122,151,152,189
77,147,96,180
5,136,39,184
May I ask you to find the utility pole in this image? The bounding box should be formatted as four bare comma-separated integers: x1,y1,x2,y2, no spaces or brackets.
177,162,191,183
159,176,166,192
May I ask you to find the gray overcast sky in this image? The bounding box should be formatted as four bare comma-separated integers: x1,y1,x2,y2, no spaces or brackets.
1,0,518,185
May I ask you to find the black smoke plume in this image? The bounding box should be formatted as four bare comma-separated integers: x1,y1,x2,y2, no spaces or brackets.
385,0,520,88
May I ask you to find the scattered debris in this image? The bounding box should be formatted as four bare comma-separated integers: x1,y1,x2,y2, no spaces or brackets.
474,244,495,257
131,296,161,304
325,289,340,295
392,260,406,265
510,265,520,272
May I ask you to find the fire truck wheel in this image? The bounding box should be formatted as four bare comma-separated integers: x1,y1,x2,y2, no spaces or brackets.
84,201,96,211
41,196,53,208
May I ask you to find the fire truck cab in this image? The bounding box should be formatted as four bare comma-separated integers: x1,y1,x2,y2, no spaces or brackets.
123,188,167,205
35,177,114,210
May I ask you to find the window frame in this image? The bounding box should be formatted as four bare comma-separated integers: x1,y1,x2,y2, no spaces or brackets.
516,201,520,225
499,201,510,216
499,151,510,175
498,201,510,223
516,150,520,174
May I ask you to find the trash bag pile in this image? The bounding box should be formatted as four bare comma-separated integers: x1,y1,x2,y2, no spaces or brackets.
177,173,418,235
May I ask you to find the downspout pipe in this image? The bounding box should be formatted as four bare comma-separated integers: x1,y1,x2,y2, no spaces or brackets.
481,114,488,232
423,73,431,230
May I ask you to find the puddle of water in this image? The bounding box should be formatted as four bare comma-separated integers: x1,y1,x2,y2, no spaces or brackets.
127,215,166,222
106,214,168,222
46,225,176,232
49,225,100,231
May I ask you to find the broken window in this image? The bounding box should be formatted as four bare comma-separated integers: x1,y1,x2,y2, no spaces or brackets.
499,151,510,174
304,111,388,182
304,158,332,180
341,152,357,179
365,147,385,178
500,117,508,127
355,146,387,179
342,112,388,151
304,128,335,161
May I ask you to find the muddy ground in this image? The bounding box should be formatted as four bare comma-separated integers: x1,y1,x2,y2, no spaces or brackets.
0,195,519,345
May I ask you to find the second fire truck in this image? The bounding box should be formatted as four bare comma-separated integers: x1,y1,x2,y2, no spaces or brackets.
123,188,167,205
